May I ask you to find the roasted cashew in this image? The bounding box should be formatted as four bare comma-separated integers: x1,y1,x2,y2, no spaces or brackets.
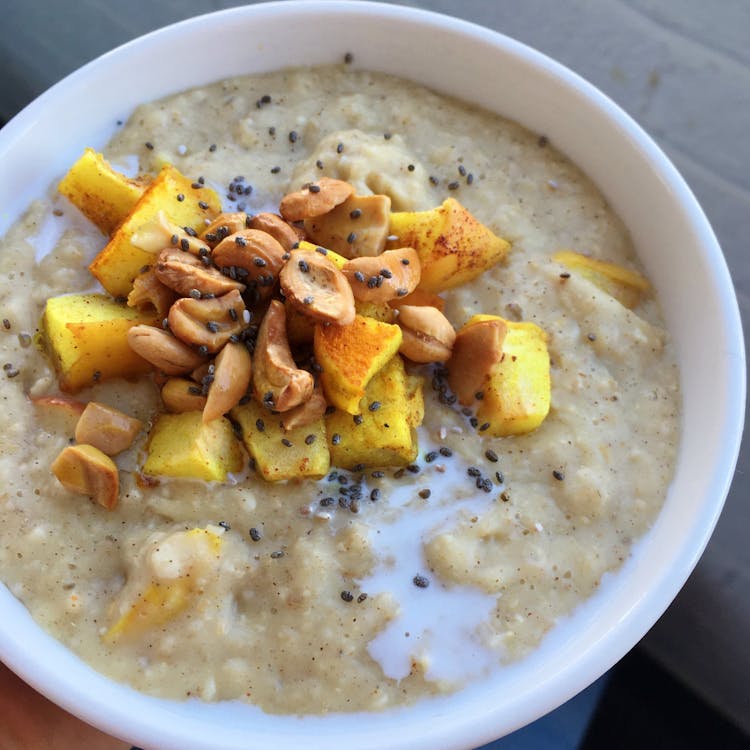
154,247,245,297
200,212,251,246
127,268,178,317
303,193,391,259
253,300,314,412
74,401,142,456
51,443,119,510
279,248,355,325
203,342,253,423
212,229,287,303
342,247,421,303
396,305,456,363
447,318,508,405
279,177,355,222
168,289,246,353
161,377,208,413
250,212,305,252
279,385,328,432
128,325,207,374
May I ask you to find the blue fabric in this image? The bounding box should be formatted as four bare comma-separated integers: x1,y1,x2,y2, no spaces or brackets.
477,676,608,750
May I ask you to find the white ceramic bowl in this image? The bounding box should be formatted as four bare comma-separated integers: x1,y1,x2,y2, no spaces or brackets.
0,2,744,749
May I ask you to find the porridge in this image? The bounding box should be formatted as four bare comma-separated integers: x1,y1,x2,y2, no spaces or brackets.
0,65,679,714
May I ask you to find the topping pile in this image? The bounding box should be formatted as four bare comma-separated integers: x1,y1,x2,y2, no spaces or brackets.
41,148,601,509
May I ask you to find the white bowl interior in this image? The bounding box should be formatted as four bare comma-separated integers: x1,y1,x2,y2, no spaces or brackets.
0,3,744,749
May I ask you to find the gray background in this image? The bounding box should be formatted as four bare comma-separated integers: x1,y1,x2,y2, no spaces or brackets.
1,0,748,738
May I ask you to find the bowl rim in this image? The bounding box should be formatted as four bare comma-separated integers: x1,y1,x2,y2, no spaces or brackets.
0,2,745,749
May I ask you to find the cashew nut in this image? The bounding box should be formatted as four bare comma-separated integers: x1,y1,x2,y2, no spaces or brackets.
253,300,314,412
279,248,355,325
303,193,391,259
203,342,253,423
279,385,328,432
168,289,246,353
250,212,305,252
396,305,456,363
342,247,421,303
154,247,246,297
279,177,355,222
447,319,508,405
51,443,119,510
74,401,143,456
127,268,178,317
161,377,208,413
200,212,251,246
128,325,207,374
212,229,287,303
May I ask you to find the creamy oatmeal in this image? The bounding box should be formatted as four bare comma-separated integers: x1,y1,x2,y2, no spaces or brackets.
0,66,679,714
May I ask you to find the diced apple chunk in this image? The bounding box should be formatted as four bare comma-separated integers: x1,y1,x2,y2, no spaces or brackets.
104,527,223,642
230,399,330,482
143,411,244,482
388,198,510,293
314,315,402,414
58,148,148,235
89,165,221,297
42,293,159,392
451,314,550,436
552,250,650,309
326,355,424,469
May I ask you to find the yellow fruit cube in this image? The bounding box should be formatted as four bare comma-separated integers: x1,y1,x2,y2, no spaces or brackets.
42,293,159,392
58,148,148,235
552,250,650,309
143,411,244,482
326,356,424,469
104,527,222,642
231,400,330,481
89,165,221,297
388,198,510,293
470,315,550,436
314,315,403,414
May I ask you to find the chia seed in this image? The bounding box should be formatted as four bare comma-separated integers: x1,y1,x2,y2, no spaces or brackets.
413,575,430,589
485,449,499,463
341,590,354,602
418,489,431,499
553,469,565,481
249,527,261,542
